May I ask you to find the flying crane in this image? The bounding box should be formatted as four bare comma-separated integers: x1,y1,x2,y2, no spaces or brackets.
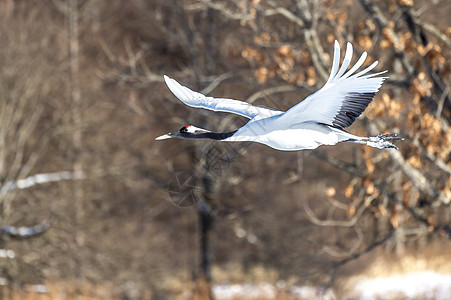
156,41,402,151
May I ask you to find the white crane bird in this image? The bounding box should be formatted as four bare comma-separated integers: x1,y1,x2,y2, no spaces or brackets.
156,41,402,151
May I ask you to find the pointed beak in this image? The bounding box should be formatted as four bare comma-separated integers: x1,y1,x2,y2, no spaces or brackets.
155,131,180,140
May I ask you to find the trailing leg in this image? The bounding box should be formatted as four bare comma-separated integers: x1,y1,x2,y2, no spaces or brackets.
347,133,403,149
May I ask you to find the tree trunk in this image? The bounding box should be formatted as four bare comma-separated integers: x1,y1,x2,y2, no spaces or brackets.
68,0,85,277
193,173,216,300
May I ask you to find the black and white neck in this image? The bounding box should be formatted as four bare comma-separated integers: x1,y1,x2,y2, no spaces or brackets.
180,125,237,140
155,125,237,141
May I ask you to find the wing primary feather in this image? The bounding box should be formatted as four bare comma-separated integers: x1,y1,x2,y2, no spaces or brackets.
342,51,367,79
351,61,379,78
178,85,194,101
165,76,191,102
326,40,341,84
334,42,353,79
332,91,376,128
281,41,387,129
359,70,388,79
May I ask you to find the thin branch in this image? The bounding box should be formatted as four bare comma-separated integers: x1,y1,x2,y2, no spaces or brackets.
1,219,52,239
367,123,442,201
412,135,451,175
246,85,297,104
0,171,85,196
326,196,349,211
263,7,305,27
192,0,256,25
200,73,234,95
325,228,395,289
414,18,451,47
320,226,364,258
303,196,369,228
313,151,366,177
406,206,451,238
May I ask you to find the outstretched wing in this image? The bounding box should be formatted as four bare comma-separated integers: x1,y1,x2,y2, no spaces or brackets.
164,75,282,120
282,41,387,128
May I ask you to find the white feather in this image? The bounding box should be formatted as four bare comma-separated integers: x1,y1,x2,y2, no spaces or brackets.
163,75,282,119
326,40,341,84
281,41,387,126
334,42,353,79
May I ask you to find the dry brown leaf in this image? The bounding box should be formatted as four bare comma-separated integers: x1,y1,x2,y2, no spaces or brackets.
407,155,421,168
427,216,436,232
336,12,347,26
278,45,293,56
423,113,442,136
347,204,356,218
443,187,451,200
365,159,375,174
390,212,400,228
253,32,270,44
255,66,268,83
378,204,388,217
327,34,335,43
241,46,263,62
397,0,413,6
366,182,376,195
380,38,391,49
365,19,376,31
325,187,336,197
306,66,317,86
345,184,354,198
325,12,336,21
357,35,373,50
413,72,433,97
295,72,306,85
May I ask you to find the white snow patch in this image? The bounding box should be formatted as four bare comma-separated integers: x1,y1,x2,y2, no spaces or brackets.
213,283,276,300
213,283,336,300
213,272,451,300
351,271,451,300
291,286,336,299
0,249,15,258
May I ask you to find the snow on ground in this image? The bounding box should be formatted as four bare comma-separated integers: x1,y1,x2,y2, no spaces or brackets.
213,283,277,300
213,282,336,300
349,271,451,300
213,271,451,300
290,286,335,299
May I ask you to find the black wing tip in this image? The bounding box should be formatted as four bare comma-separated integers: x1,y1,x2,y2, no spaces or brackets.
332,92,376,129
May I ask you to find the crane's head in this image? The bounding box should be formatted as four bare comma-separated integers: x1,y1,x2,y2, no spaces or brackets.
155,125,210,140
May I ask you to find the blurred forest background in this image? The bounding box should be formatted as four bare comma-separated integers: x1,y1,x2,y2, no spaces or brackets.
0,0,450,299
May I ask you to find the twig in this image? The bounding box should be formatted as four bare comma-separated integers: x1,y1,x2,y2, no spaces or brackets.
246,85,297,104
0,171,85,196
367,122,439,199
313,151,366,177
1,219,53,239
414,18,451,47
412,135,451,175
303,195,371,228
200,73,234,95
321,226,364,258
325,228,395,289
406,206,451,238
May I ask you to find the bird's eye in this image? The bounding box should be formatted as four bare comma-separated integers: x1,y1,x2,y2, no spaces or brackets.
179,126,188,133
